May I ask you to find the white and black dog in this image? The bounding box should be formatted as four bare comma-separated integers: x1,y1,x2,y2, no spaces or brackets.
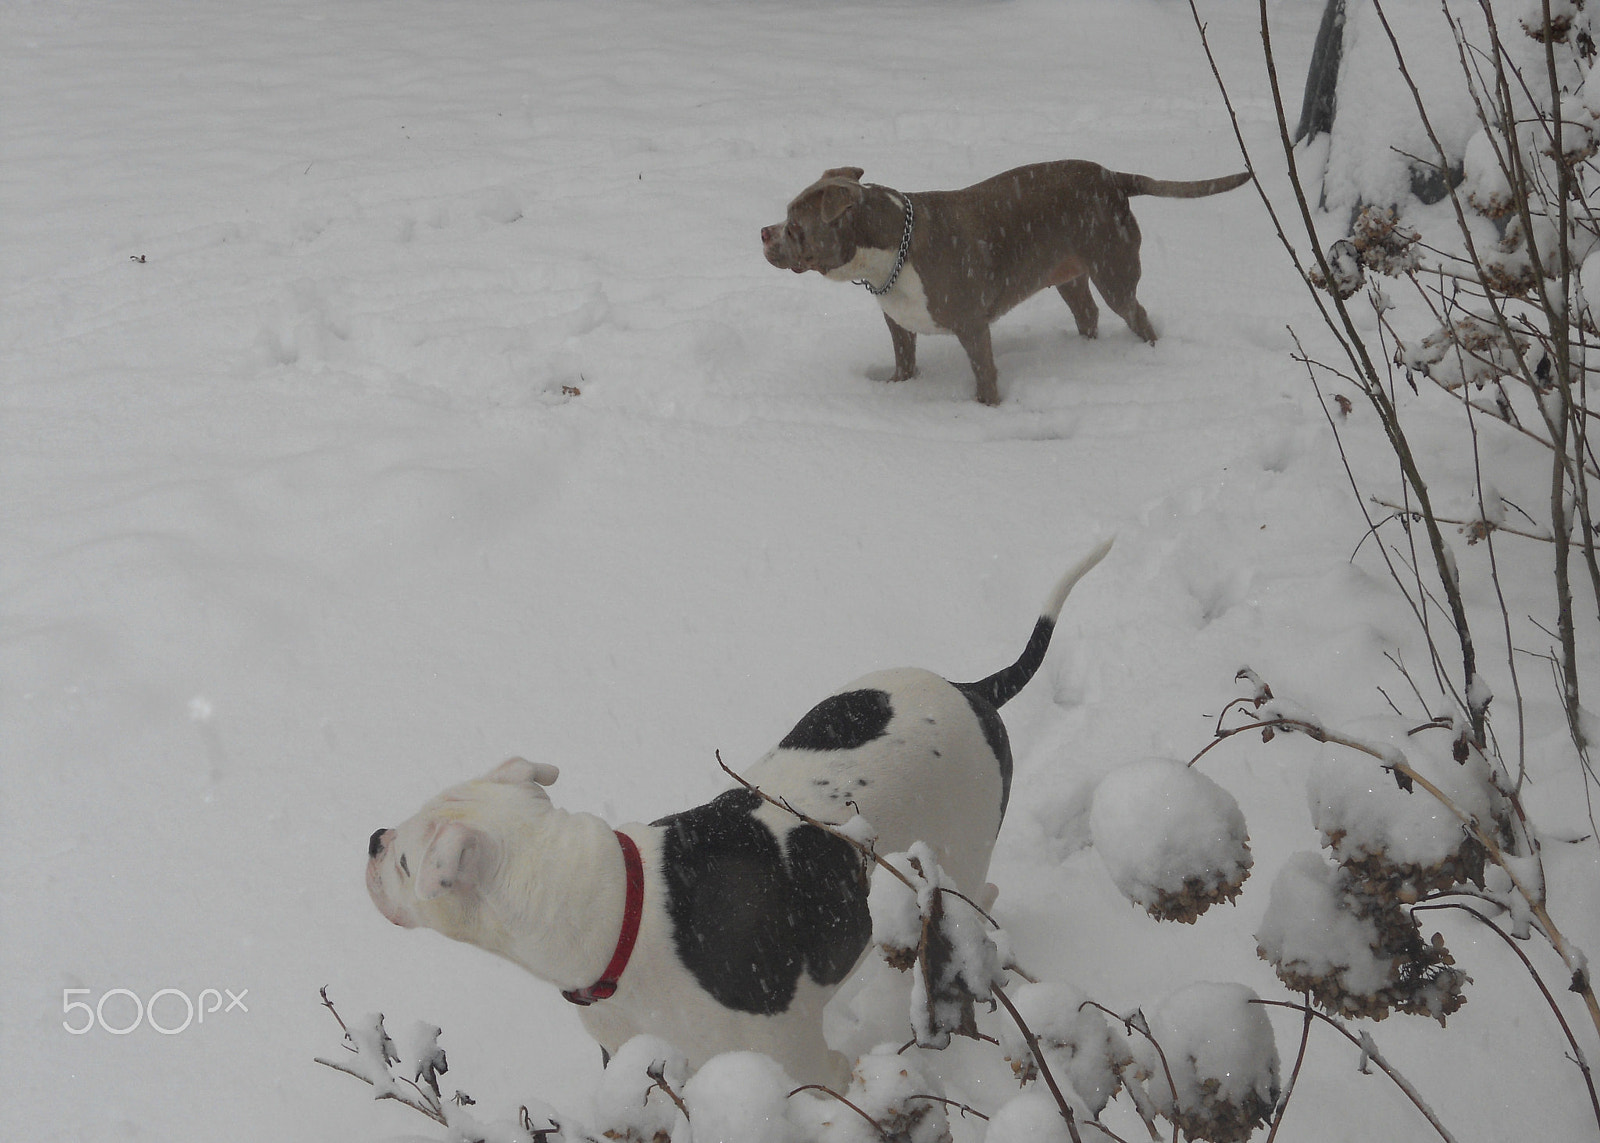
366,540,1110,1087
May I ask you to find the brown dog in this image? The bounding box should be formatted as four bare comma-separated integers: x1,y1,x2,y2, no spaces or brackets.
761,161,1250,405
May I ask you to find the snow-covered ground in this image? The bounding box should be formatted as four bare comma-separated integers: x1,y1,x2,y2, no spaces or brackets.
4,0,1596,1140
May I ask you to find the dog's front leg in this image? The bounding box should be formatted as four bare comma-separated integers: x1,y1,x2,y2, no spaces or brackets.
884,314,918,382
955,324,1000,406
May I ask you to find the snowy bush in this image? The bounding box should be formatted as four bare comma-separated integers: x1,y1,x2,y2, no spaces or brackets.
1089,759,1252,923
982,1091,1079,1143
1307,206,1420,298
818,1047,951,1143
996,982,1126,1119
316,991,580,1142
859,837,1289,1142
1190,0,1600,1134
679,1052,805,1143
592,1036,689,1143
1306,719,1504,900
1256,851,1467,1024
1127,983,1280,1143
868,842,1007,1049
1257,851,1396,1006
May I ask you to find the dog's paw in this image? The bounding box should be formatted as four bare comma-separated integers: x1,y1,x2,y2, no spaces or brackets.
866,364,916,384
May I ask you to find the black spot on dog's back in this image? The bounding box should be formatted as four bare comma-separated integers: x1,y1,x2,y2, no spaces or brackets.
653,789,870,1014
779,688,893,751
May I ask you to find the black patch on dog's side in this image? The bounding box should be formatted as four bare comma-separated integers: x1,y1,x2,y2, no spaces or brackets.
956,684,1014,819
783,823,871,986
778,688,894,751
653,789,871,1014
655,790,797,1014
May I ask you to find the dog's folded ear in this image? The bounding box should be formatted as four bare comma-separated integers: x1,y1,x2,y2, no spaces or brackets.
488,756,560,787
416,820,493,900
821,166,865,183
818,178,865,224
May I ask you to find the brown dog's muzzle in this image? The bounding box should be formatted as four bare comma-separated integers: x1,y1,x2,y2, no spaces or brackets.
761,222,807,272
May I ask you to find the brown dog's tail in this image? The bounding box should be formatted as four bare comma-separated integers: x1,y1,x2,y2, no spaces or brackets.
1116,170,1252,199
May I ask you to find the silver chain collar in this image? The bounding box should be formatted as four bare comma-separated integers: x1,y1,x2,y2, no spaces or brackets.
853,191,914,296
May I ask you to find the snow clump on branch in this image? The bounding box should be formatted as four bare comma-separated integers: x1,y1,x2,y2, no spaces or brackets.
817,1046,951,1143
1257,851,1416,1016
996,981,1128,1119
1307,717,1501,899
1088,759,1252,923
983,1091,1081,1143
681,1051,806,1143
1257,850,1470,1025
591,1035,689,1142
868,842,1007,1049
1128,982,1280,1143
1276,717,1495,1024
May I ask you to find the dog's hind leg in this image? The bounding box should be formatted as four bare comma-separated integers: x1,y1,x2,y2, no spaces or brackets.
1090,262,1157,345
1087,208,1158,345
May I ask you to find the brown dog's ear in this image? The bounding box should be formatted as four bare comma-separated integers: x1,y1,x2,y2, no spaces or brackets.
416,820,493,900
818,179,865,223
820,166,865,183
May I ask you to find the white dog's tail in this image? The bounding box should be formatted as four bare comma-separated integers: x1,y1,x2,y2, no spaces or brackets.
958,537,1113,709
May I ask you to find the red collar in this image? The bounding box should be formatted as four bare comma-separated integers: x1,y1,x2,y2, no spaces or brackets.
562,831,644,1006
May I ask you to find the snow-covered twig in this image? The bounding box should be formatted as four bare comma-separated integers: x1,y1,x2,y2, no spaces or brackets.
787,1085,893,1142
716,750,917,894
718,750,1004,928
1262,997,1313,1143
1414,900,1600,1130
902,1093,993,1124
316,990,449,1127
317,989,594,1143
1077,1001,1175,1143
319,985,350,1034
646,1061,691,1122
1249,999,1458,1143
1370,496,1556,543
992,984,1086,1143
314,1053,451,1126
